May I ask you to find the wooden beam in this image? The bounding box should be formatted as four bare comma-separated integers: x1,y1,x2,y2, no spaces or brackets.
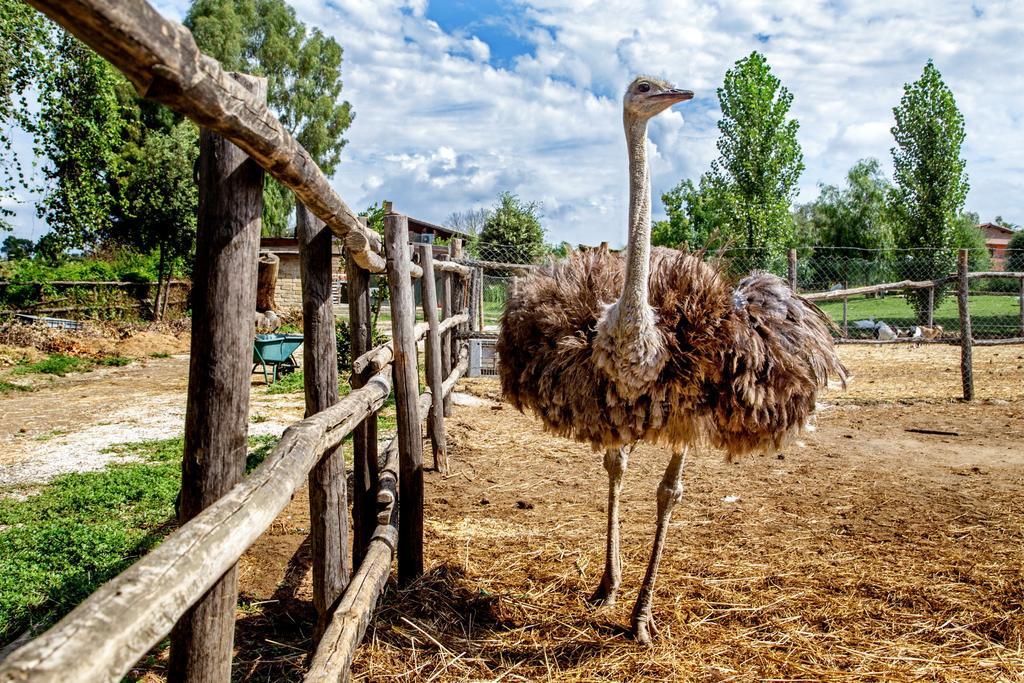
964,271,1024,280
419,245,447,475
351,314,467,376
347,220,378,569
0,370,393,683
384,214,424,584
439,256,454,418
25,0,385,268
296,204,349,641
457,258,539,273
803,278,951,302
168,72,264,683
957,249,974,401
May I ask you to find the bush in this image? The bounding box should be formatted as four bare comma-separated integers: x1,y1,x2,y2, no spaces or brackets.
335,319,388,374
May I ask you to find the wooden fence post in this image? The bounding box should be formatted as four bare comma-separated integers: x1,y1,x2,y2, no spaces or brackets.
957,249,974,401
450,240,465,371
927,286,935,327
1019,278,1024,336
348,217,378,568
296,203,348,640
469,268,482,332
439,255,454,417
842,294,848,338
787,248,798,291
419,244,448,474
384,213,424,584
168,73,265,683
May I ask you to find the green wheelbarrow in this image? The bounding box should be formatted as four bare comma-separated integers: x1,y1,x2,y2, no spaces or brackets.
252,333,304,384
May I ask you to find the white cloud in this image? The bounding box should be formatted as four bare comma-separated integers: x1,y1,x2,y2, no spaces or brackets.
7,0,1024,245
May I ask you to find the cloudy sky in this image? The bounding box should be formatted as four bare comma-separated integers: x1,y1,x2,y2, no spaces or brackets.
6,0,1024,246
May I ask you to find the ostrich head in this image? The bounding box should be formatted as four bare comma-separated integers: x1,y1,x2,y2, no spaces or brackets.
623,76,694,122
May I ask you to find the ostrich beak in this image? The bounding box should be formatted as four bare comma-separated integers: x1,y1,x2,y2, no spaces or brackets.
657,88,694,103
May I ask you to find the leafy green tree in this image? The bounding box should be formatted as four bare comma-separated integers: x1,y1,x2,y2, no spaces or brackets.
889,60,969,321
34,32,123,251
949,211,989,271
651,182,691,248
109,121,199,317
186,0,354,236
1007,231,1024,273
2,235,33,260
705,51,804,267
0,1,50,230
804,159,895,256
993,215,1019,230
477,191,545,263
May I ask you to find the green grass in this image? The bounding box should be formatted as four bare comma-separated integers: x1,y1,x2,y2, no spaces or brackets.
0,381,32,394
817,293,1021,337
264,370,305,394
0,434,279,646
96,355,131,367
148,352,171,359
13,354,93,377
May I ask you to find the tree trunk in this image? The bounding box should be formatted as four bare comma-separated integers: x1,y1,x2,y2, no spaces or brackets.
256,252,280,312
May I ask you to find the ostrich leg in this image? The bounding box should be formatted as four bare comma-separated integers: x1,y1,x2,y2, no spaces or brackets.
590,447,628,606
631,446,687,645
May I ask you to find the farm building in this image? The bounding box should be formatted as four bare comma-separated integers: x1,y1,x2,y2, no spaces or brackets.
258,214,469,311
980,222,1016,270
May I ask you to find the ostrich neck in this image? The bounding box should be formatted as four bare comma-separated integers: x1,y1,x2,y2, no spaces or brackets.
620,115,652,315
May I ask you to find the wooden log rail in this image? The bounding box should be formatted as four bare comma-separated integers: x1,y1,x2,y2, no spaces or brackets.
802,277,951,302
306,345,468,680
0,368,394,683
352,313,469,376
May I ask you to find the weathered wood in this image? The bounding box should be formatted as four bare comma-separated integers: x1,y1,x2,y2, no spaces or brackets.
0,369,393,683
477,267,485,330
835,337,956,345
256,252,279,312
457,258,539,273
25,0,385,267
1020,279,1024,337
296,204,349,641
974,337,1024,346
787,248,798,291
450,241,467,371
351,314,467,376
963,271,1024,280
468,268,480,332
419,245,447,475
439,256,454,417
841,295,848,337
803,277,951,302
347,219,378,569
957,249,974,401
432,259,473,276
384,214,424,584
168,72,264,683
927,286,935,327
344,225,423,278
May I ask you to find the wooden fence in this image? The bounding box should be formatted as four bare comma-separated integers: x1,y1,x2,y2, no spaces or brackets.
0,0,477,681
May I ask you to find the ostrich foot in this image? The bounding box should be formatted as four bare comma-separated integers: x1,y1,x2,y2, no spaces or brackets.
588,573,619,607
631,608,660,646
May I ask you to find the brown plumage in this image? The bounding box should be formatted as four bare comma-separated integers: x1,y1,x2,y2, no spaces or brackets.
494,75,847,645
498,246,846,458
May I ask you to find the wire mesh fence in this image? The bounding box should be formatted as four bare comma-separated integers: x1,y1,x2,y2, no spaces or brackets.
463,242,1024,341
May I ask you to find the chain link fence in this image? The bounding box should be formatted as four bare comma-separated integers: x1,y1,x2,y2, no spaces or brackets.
463,242,1024,341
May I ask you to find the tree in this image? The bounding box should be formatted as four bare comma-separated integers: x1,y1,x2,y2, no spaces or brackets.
993,215,1019,231
949,211,990,271
705,51,804,268
651,183,691,248
803,159,895,256
109,121,199,317
1007,231,1024,273
445,208,489,238
890,60,969,321
186,0,354,236
1,235,33,260
34,32,123,251
477,192,545,263
0,1,50,231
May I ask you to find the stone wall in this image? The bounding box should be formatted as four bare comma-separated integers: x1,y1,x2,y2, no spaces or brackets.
272,252,344,314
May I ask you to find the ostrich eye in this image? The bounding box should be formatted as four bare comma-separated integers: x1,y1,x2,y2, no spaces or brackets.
638,82,651,93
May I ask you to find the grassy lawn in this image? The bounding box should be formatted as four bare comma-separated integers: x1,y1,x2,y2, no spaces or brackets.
8,353,132,378
817,293,1022,337
0,435,277,646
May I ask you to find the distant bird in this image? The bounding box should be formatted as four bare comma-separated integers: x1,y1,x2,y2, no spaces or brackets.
497,75,846,644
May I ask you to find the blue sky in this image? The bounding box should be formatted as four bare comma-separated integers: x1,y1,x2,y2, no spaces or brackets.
5,0,1024,245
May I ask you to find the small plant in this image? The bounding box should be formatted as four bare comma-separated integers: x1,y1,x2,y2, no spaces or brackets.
0,381,33,394
96,355,131,367
14,354,93,377
250,413,268,424
335,319,388,373
265,370,304,395
149,352,171,359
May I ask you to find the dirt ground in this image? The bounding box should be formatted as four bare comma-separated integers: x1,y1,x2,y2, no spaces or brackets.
181,344,1024,682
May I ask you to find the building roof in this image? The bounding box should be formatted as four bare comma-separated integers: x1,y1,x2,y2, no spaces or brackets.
979,222,1015,237
407,216,470,240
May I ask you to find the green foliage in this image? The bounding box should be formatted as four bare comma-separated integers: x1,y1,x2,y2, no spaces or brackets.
949,211,990,271
0,1,50,229
0,435,277,643
34,33,124,251
801,159,895,254
186,0,354,236
2,236,33,260
705,51,804,266
651,182,691,248
0,250,162,283
14,354,94,377
264,369,304,394
477,192,546,263
889,61,968,321
359,202,387,235
0,381,32,394
1007,231,1024,273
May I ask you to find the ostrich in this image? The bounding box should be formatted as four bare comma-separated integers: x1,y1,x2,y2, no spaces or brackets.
497,76,846,644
